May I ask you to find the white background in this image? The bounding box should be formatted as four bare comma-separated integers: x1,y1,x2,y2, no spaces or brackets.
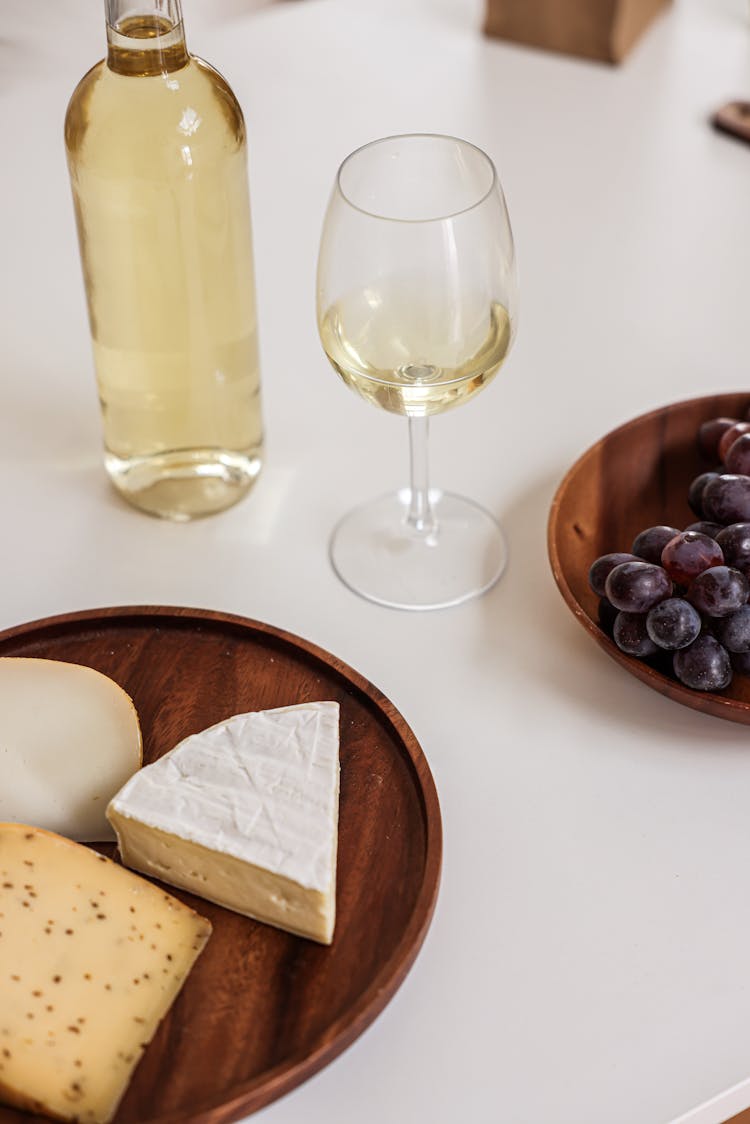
2,1,750,1121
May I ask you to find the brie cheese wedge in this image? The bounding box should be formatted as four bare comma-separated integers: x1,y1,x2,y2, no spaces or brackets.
107,701,340,944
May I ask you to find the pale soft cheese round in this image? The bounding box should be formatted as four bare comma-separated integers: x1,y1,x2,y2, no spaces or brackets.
108,702,340,893
0,658,142,842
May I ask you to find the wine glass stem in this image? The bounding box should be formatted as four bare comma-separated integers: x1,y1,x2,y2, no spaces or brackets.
406,416,436,534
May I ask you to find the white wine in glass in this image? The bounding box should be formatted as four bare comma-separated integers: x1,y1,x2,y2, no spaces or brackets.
316,134,518,610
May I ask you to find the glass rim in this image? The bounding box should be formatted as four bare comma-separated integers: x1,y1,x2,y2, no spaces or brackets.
335,133,498,224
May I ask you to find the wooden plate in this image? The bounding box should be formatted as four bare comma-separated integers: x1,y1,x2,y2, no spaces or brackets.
548,392,750,725
0,606,442,1123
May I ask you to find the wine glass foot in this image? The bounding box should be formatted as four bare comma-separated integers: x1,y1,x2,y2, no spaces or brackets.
329,488,507,611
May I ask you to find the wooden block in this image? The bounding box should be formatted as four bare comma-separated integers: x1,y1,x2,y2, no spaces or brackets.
484,0,672,64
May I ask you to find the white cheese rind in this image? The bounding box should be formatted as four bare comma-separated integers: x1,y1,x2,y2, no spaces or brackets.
107,702,340,943
0,658,142,843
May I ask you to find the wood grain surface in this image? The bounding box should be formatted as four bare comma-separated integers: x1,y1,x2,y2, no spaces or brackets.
0,606,442,1124
548,392,750,725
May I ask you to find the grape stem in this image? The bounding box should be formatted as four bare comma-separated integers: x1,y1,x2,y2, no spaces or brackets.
406,415,437,535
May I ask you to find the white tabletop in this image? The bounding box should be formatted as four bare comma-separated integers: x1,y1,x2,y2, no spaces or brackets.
3,0,750,1121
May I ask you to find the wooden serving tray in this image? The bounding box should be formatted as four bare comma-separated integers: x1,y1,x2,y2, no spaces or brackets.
548,393,750,725
0,606,442,1123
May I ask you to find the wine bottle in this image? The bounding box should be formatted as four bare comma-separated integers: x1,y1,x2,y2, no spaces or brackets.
65,0,263,520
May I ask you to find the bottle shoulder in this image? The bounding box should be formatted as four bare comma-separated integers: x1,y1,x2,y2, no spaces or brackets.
192,57,246,138
65,55,246,160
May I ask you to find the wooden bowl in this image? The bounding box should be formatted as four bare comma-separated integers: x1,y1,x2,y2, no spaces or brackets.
548,392,750,725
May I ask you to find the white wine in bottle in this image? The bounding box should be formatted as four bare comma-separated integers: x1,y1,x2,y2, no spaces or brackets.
65,0,263,520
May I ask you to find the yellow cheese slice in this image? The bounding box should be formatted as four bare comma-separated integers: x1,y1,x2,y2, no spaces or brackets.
0,823,211,1123
0,657,142,843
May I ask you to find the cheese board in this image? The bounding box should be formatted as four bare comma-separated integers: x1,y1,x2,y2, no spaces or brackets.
0,606,442,1123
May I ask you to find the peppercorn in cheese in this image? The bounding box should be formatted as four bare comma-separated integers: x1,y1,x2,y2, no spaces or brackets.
0,823,211,1123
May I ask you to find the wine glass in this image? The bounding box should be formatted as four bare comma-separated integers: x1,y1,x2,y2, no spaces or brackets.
316,133,518,610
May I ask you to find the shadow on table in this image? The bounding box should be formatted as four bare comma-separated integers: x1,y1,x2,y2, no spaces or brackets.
478,468,750,753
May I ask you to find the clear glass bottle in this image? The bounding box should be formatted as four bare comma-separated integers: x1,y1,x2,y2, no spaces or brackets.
65,0,263,520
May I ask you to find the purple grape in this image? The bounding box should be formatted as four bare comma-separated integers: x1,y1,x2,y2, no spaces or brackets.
687,565,750,617
684,521,724,540
698,417,739,460
660,531,723,585
588,552,639,598
713,605,750,653
605,561,672,613
725,434,750,476
598,597,618,634
719,422,750,463
645,597,702,650
701,475,750,524
673,634,732,691
613,612,659,657
715,523,750,573
631,525,681,564
730,649,750,674
687,471,720,518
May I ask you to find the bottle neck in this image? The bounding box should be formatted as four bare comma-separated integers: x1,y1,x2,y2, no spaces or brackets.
106,0,189,76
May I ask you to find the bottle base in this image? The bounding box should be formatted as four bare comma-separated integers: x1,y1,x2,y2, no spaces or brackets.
105,447,262,521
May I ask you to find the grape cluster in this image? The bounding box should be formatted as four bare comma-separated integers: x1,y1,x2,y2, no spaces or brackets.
588,405,750,693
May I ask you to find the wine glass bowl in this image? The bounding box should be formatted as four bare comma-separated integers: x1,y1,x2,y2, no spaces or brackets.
316,133,518,610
